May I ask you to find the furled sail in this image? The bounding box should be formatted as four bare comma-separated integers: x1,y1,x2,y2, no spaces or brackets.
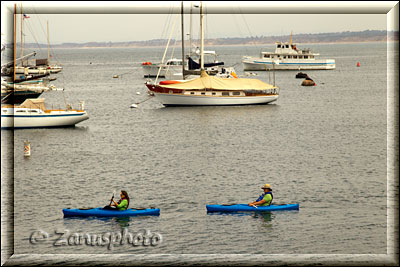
160,70,277,91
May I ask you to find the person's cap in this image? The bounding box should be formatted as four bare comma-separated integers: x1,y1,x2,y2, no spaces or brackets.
261,184,272,190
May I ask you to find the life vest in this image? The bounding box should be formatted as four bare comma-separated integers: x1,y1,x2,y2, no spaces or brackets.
118,197,130,209
256,192,273,205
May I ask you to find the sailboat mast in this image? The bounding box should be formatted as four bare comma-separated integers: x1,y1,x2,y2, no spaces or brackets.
189,3,193,57
20,2,23,62
14,4,17,81
47,20,50,60
200,1,204,70
181,1,185,79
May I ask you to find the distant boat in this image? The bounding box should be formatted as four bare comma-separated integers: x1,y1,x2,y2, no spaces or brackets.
142,51,228,79
242,33,335,71
13,65,60,75
142,58,183,78
164,53,238,80
1,98,89,129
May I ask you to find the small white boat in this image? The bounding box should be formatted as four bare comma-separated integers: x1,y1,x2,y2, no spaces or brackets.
1,98,89,129
13,66,62,75
242,40,335,71
142,50,226,78
142,58,183,78
165,65,238,80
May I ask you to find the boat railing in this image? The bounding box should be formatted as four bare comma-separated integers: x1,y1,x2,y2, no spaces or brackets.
48,102,85,112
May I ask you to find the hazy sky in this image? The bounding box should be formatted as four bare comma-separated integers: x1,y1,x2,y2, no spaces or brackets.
1,1,396,45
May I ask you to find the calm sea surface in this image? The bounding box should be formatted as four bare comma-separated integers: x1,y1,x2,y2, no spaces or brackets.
1,42,396,263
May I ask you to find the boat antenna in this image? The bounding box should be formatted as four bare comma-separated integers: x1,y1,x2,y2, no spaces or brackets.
20,2,23,63
290,31,293,46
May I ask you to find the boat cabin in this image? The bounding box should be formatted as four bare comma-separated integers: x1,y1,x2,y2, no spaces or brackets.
259,42,319,60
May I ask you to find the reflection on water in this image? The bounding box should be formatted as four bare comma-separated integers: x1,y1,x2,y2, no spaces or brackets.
252,212,274,228
113,217,130,229
252,211,273,222
207,211,276,220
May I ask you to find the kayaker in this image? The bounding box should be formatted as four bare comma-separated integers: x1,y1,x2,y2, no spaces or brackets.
249,184,273,207
104,190,130,211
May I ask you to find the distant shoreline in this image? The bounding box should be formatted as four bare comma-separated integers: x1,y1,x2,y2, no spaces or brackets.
41,40,393,49
13,30,398,49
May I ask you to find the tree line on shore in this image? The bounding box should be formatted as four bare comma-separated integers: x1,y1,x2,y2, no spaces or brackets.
20,30,398,49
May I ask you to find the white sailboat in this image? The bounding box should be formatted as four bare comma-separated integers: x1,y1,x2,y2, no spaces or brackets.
1,5,88,128
145,2,279,106
1,98,88,129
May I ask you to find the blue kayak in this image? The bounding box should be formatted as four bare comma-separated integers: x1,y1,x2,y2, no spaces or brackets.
63,207,160,217
206,203,299,212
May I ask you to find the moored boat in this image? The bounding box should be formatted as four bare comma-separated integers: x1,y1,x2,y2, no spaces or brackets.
142,58,183,78
146,70,279,106
63,207,160,217
206,203,299,212
242,34,335,71
1,98,89,129
142,51,229,79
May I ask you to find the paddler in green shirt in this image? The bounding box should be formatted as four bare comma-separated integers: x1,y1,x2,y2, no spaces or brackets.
107,190,130,211
249,184,273,207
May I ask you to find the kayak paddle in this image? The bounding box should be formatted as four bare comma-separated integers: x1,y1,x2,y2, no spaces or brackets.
108,192,115,206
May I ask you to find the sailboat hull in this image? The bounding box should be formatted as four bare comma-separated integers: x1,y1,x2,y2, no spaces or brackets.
153,92,279,106
1,110,89,129
242,60,336,71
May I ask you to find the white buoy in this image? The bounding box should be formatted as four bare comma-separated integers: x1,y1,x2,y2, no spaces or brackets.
130,104,138,108
24,140,31,157
136,92,141,95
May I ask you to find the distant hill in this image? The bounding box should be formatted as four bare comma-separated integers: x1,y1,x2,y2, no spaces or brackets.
20,30,398,49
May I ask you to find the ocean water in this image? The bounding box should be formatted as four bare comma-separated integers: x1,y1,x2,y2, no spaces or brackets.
1,42,397,265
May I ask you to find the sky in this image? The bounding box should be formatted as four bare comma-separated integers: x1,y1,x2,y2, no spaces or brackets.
1,1,396,45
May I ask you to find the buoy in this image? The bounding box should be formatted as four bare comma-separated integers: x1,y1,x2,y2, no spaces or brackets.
113,75,119,78
24,140,31,157
357,62,360,67
130,104,138,108
136,92,141,95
